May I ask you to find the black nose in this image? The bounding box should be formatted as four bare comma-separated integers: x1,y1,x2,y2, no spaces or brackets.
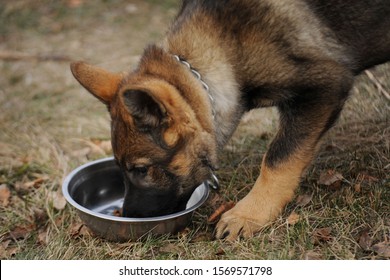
121,189,177,218
122,200,181,218
122,208,176,218
122,188,190,218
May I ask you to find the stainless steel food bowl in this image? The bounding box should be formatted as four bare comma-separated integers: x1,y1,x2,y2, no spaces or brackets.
62,157,209,242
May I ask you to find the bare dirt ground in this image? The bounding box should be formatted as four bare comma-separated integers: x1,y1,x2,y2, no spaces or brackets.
0,0,389,259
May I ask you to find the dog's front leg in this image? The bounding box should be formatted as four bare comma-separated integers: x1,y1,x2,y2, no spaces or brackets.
216,60,354,241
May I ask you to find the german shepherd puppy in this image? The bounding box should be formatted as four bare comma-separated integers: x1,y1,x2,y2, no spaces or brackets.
71,0,390,240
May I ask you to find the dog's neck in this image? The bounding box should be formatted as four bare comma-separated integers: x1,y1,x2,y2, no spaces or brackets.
162,48,244,149
172,54,216,119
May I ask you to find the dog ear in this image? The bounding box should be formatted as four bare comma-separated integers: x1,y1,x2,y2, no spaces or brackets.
70,61,123,104
123,89,168,130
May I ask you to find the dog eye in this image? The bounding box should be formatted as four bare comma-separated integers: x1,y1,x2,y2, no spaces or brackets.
132,166,148,176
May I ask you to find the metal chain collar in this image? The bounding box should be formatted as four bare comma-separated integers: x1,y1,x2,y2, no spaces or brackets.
173,55,216,119
173,55,219,191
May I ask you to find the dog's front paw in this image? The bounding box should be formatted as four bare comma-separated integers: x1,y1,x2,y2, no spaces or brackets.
215,211,259,241
215,190,284,241
215,202,268,241
215,160,300,241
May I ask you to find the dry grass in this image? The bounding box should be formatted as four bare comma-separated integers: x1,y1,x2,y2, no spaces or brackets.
0,0,389,260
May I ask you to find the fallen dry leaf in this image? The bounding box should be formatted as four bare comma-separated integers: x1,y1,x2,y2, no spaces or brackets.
69,222,92,238
215,247,226,256
14,181,28,193
0,240,11,258
352,173,380,193
1,240,11,250
78,225,92,237
5,246,20,258
287,211,300,225
354,183,361,193
54,216,64,227
69,222,84,237
312,227,333,244
6,224,36,241
304,250,323,260
71,139,112,159
208,201,235,223
31,174,49,186
14,175,49,193
0,246,6,259
177,227,191,238
0,184,11,206
91,139,112,154
358,228,372,251
191,232,212,242
318,170,344,190
318,170,343,185
159,243,182,254
70,147,91,158
37,228,49,245
358,172,379,183
206,192,225,207
84,139,111,156
371,241,390,258
296,193,313,207
33,208,48,226
49,191,66,210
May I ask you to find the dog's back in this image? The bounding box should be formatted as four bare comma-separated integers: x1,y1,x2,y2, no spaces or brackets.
172,0,390,74
309,0,390,71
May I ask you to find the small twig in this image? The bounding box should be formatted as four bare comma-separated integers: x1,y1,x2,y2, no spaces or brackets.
0,50,72,62
365,70,390,101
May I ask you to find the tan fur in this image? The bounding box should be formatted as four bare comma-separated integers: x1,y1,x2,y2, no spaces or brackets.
169,152,193,178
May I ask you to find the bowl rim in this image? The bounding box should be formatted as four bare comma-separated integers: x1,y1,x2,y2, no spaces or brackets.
62,157,210,223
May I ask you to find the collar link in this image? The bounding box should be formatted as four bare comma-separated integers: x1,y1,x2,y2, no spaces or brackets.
173,55,216,119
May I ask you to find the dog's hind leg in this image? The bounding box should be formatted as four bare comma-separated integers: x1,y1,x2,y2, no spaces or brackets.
216,60,354,241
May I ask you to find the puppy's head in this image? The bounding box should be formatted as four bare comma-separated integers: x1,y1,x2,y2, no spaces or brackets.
70,61,217,217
